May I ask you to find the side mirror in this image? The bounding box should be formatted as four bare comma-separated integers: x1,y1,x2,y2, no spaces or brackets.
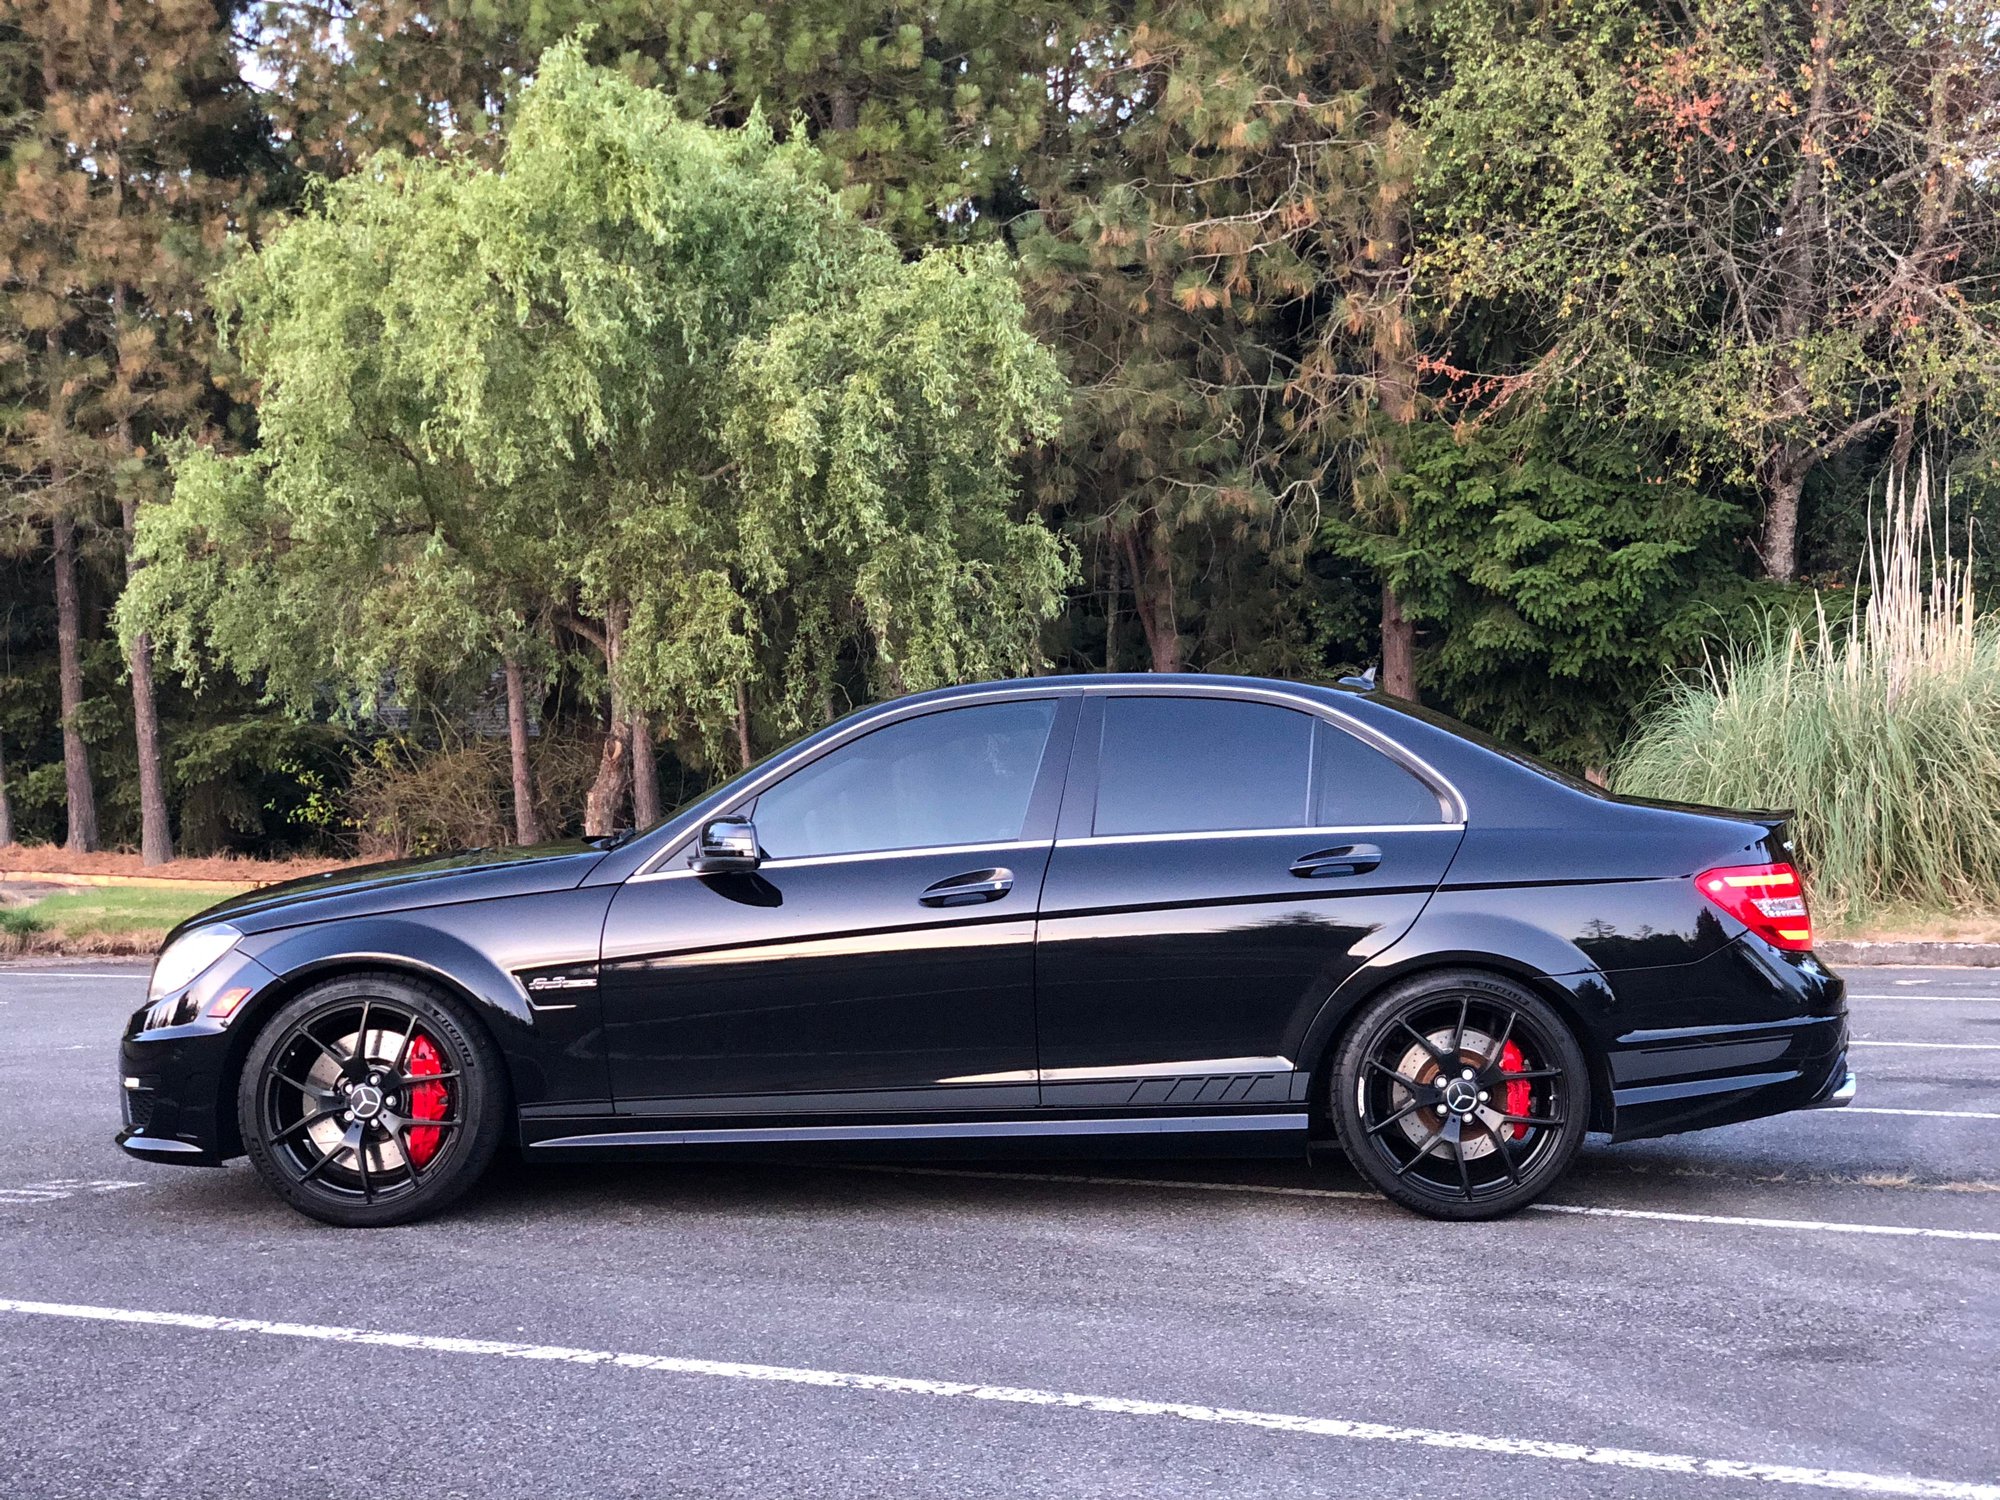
692,817,760,872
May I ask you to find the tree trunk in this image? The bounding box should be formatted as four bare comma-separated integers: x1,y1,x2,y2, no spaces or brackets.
120,491,172,865
1102,530,1121,673
503,656,542,845
1379,583,1416,699
1890,408,1918,480
1760,465,1805,584
630,711,660,827
583,608,629,837
51,511,100,852
1122,523,1182,673
0,732,14,847
735,681,754,771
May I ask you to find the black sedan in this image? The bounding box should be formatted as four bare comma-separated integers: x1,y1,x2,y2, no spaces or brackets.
118,674,1853,1226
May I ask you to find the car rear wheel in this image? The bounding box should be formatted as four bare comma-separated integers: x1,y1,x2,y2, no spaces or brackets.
238,974,507,1228
1329,970,1590,1220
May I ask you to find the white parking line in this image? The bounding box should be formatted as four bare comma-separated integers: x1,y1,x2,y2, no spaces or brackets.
0,1297,1991,1499
1850,993,2000,1003
1845,1107,2000,1122
846,1166,2000,1243
0,971,147,982
1851,1040,2000,1052
0,1180,143,1206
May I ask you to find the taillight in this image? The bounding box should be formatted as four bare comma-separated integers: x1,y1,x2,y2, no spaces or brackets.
1695,862,1813,952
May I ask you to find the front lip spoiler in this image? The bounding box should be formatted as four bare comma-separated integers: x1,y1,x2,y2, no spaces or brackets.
115,1130,224,1166
1808,1069,1858,1110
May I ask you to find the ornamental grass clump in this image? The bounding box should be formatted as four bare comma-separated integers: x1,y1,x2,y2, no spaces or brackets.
1614,461,2000,924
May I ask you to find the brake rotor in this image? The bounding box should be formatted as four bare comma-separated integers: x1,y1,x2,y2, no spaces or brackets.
303,1024,417,1176
1392,1027,1505,1159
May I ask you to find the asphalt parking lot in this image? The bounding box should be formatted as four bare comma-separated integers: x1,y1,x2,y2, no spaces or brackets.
1,960,1995,1500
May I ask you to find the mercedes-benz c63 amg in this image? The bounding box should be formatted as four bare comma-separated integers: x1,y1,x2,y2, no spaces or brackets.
117,674,1854,1226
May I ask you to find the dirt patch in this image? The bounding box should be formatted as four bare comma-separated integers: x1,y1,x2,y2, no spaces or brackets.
0,927,166,957
0,845,353,884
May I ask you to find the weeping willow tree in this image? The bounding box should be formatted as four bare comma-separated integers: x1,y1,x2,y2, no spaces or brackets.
122,38,1071,837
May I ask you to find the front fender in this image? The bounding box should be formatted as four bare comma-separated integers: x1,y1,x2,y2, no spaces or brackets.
244,917,537,1029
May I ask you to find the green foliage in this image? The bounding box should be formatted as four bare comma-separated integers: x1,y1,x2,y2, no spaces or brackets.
1417,0,2000,578
124,39,1071,779
1616,469,2000,920
0,906,50,940
1329,421,1750,769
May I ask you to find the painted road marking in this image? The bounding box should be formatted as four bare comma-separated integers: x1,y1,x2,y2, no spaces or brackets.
846,1166,2000,1243
1850,994,2000,1003
1851,1040,2000,1052
0,1298,1992,1499
0,971,148,982
1844,1107,2000,1121
0,1180,143,1206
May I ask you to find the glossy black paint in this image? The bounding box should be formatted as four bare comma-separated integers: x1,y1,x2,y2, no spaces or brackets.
118,673,1849,1176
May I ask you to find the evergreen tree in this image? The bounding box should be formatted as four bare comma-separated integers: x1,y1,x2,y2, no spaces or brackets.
0,0,264,859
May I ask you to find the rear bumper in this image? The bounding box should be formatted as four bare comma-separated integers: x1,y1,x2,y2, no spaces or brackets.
1601,940,1850,1142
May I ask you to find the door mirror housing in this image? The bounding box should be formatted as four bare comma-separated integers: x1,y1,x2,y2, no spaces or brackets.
693,817,761,872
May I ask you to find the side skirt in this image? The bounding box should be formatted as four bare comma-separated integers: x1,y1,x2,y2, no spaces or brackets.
525,1112,1309,1156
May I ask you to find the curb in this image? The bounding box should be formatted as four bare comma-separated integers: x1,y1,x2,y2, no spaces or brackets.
1818,939,2000,968
0,869,257,894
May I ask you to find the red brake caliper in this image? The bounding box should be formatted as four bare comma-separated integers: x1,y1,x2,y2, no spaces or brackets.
405,1034,448,1169
1500,1040,1531,1140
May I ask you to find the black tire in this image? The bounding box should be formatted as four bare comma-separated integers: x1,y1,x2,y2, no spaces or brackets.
1329,969,1591,1221
238,973,508,1227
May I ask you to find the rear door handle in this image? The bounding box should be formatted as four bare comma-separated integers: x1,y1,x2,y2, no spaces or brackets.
919,868,1015,907
1290,844,1382,879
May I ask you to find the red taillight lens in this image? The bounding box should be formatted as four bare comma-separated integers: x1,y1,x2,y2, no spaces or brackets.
1695,862,1814,952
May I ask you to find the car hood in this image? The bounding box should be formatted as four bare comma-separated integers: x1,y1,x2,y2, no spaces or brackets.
175,840,612,937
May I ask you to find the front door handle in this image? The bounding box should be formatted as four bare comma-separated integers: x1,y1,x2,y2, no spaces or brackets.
919,868,1015,907
1290,844,1382,879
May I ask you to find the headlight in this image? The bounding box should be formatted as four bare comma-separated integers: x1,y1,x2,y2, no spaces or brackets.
147,924,242,1006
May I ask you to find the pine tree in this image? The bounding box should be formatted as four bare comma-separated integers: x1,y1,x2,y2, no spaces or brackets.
0,0,261,859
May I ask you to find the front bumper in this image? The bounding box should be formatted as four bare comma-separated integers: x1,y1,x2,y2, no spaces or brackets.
116,950,280,1166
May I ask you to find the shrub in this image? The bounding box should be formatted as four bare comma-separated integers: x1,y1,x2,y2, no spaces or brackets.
1615,462,2000,923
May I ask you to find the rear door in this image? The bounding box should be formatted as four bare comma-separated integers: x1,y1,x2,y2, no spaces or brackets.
1032,690,1463,1106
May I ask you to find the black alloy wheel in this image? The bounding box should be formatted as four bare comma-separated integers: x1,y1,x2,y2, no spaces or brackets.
238,974,506,1227
1330,970,1590,1220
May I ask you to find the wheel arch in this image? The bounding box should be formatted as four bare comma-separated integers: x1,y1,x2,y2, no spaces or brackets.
212,949,518,1159
1298,952,1617,1135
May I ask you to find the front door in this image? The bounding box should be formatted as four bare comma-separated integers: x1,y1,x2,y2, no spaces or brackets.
600,694,1076,1115
1033,692,1464,1108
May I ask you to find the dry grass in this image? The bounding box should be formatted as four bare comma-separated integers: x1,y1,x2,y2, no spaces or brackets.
1617,460,2000,926
0,844,354,884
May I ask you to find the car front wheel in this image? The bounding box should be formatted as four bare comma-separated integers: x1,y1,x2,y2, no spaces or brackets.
238,973,507,1227
1330,970,1591,1220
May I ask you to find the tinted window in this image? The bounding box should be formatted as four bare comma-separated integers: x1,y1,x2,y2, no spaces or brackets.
1311,721,1444,826
1094,698,1311,835
753,701,1058,858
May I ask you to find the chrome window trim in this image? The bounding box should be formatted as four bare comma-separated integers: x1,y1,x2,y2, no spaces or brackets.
1055,823,1464,849
633,687,1078,879
1086,680,1468,826
631,677,1468,879
631,837,1047,884
940,1055,1294,1085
